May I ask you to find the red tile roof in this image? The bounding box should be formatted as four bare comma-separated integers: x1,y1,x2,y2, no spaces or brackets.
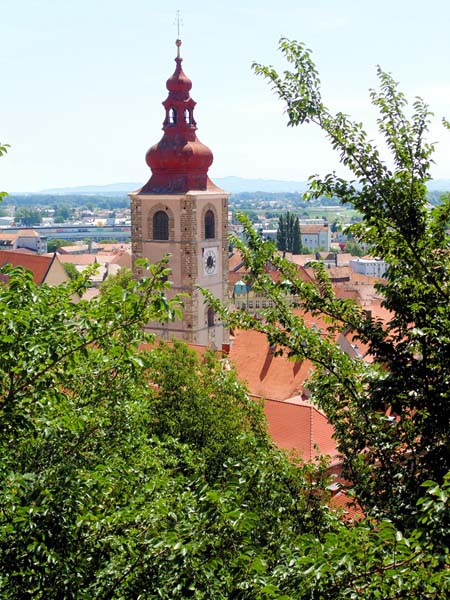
329,491,364,521
100,243,131,253
56,254,100,266
57,251,131,268
0,233,18,242
229,328,314,401
264,397,337,461
16,229,39,237
6,247,36,255
229,251,245,272
335,288,361,301
0,250,53,284
284,253,316,266
57,244,91,254
229,304,350,399
229,271,246,288
300,224,329,233
229,260,315,292
107,251,132,268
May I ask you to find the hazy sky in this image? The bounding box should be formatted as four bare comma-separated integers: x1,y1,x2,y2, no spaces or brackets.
2,0,450,191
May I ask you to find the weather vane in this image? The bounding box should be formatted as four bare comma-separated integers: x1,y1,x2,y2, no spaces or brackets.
174,10,183,39
174,10,183,57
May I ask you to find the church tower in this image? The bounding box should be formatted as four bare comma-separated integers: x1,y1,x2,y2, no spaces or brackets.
130,39,229,348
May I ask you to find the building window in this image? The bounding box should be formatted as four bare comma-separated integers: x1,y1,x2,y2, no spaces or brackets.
168,108,177,124
207,307,215,327
205,210,215,239
153,211,169,240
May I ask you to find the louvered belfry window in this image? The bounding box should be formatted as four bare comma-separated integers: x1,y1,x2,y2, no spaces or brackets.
205,210,215,239
153,211,169,240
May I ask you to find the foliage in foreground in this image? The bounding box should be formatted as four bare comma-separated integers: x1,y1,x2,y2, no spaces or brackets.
0,264,328,598
210,38,450,527
206,38,450,594
0,141,9,199
0,263,447,597
0,265,447,598
99,267,134,294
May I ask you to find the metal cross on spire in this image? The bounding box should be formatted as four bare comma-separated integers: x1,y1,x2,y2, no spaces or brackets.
174,9,183,39
174,10,183,58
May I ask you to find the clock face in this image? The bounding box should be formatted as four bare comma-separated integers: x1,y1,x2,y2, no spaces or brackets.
204,248,218,275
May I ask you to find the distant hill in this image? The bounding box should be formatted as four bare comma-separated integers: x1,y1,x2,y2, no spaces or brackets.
427,179,450,191
39,176,450,195
215,177,308,193
41,183,142,195
40,177,309,195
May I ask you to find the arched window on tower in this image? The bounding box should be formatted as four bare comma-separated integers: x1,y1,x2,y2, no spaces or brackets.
205,209,215,239
184,108,191,124
168,108,177,125
207,307,215,328
153,210,169,240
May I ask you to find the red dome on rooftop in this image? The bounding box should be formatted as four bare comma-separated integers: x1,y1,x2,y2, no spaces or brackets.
138,40,220,194
166,67,192,96
146,136,213,173
166,49,192,97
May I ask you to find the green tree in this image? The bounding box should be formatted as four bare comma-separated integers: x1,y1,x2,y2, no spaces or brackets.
292,215,302,254
0,261,338,598
345,239,366,256
14,206,42,226
145,340,268,480
330,218,342,233
277,211,301,253
53,204,73,222
0,142,9,201
253,475,450,599
244,209,259,223
214,39,450,527
276,212,287,250
99,266,133,293
47,238,70,252
62,262,79,280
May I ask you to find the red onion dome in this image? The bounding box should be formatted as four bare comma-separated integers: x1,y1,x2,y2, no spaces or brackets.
146,137,213,173
138,39,221,194
166,63,192,98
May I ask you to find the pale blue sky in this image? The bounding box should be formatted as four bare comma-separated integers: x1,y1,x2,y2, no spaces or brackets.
2,0,450,191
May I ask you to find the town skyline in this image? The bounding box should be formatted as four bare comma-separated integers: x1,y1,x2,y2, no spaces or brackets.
3,0,450,192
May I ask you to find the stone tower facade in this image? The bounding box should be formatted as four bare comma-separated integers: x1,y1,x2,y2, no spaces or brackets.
130,40,229,348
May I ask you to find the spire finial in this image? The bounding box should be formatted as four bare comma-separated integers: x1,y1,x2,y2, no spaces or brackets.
175,38,182,59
